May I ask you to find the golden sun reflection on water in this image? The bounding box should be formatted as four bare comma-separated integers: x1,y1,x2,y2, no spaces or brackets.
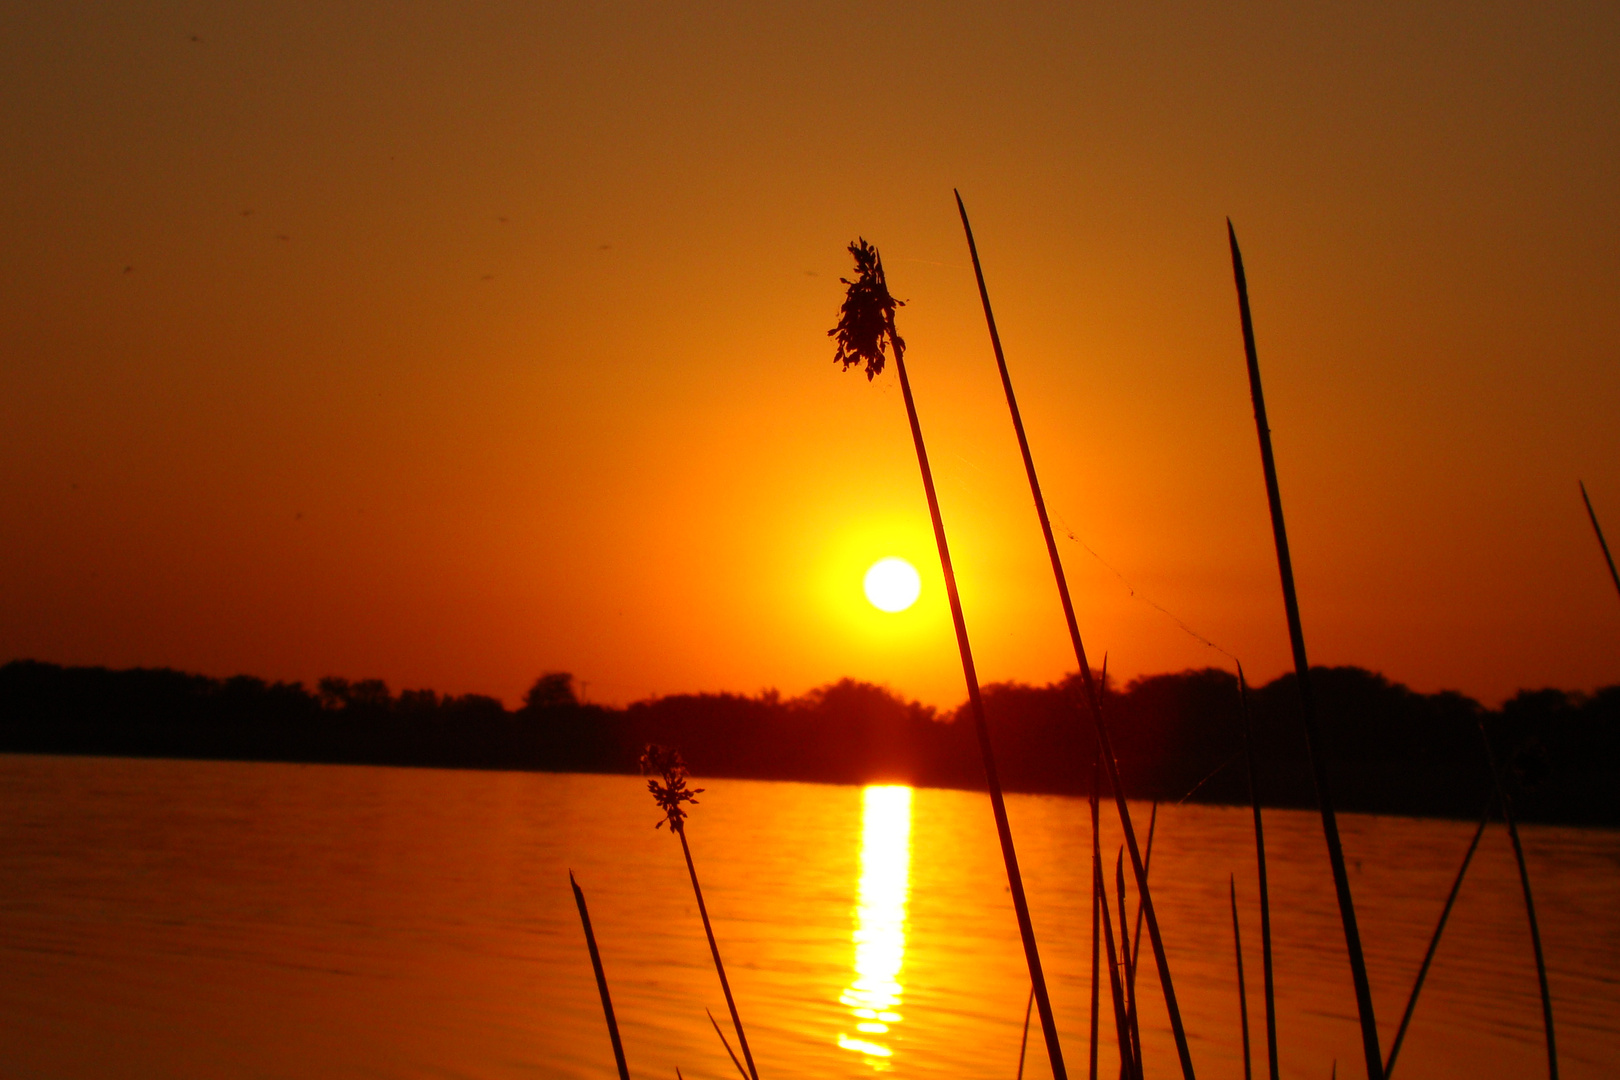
838,785,913,1068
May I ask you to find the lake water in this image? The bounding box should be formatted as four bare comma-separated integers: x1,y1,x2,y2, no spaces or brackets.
0,755,1615,1079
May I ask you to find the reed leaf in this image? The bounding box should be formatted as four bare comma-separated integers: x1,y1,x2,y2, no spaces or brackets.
1237,665,1280,1080
1017,985,1036,1080
708,1007,750,1080
1096,858,1135,1080
1478,722,1559,1079
1090,740,1103,1080
1227,220,1383,1080
1116,850,1143,1080
1384,797,1492,1078
1231,874,1252,1080
1125,805,1157,1080
955,190,1194,1080
834,236,1069,1080
569,871,631,1080
1579,481,1620,601
1128,801,1158,984
642,745,760,1080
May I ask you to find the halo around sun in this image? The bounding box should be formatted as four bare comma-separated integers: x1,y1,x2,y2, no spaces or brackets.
864,557,921,613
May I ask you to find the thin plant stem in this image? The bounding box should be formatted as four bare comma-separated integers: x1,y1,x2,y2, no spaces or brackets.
1090,743,1103,1080
956,190,1194,1080
1384,798,1492,1078
1128,802,1158,983
1237,666,1279,1080
708,1008,750,1080
1579,481,1620,601
1117,850,1143,1080
678,827,760,1080
569,872,631,1080
1097,857,1135,1080
1228,220,1383,1080
1231,875,1253,1080
892,337,1068,1080
1018,984,1036,1080
1478,722,1559,1080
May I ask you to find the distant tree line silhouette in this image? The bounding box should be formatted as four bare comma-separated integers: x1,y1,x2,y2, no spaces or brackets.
1,659,1615,824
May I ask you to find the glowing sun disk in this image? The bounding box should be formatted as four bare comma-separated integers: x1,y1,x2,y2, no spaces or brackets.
864,558,921,613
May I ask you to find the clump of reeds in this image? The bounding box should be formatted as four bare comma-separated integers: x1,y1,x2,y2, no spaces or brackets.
832,237,1071,1080
642,744,761,1080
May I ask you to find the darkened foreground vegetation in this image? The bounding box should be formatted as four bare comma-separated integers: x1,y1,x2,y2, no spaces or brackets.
1,659,1616,825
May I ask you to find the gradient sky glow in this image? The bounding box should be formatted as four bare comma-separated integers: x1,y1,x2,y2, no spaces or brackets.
2,2,1618,707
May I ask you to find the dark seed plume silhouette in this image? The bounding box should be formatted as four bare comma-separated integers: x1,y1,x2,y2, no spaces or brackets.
833,235,1069,1080
829,238,904,380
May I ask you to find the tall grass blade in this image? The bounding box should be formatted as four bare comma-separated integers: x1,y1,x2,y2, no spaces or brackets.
1128,801,1158,981
1384,798,1491,1078
1478,722,1559,1079
1227,219,1383,1080
708,1007,751,1080
835,237,1068,1080
1097,858,1135,1080
1231,874,1253,1080
569,871,632,1080
1018,984,1036,1080
1237,666,1279,1080
1116,850,1143,1080
1122,809,1155,1080
1579,481,1620,601
956,190,1194,1080
1090,743,1103,1080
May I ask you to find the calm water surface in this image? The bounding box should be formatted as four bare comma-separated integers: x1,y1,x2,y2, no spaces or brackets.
0,755,1615,1079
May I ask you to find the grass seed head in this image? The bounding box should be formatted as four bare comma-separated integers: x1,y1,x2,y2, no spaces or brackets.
641,743,703,832
830,238,904,380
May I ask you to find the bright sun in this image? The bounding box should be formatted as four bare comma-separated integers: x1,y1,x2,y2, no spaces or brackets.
864,557,921,613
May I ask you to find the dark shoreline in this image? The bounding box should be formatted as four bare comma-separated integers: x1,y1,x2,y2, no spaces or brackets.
3,659,1616,826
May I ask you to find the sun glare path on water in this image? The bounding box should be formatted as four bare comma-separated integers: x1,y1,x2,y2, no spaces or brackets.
838,785,913,1068
863,558,921,613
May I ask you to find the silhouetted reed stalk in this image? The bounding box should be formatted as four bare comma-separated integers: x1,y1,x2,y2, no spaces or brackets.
955,191,1195,1080
642,745,760,1080
1018,985,1036,1080
833,237,1068,1080
1579,481,1620,601
1237,666,1279,1080
1477,723,1559,1080
569,871,631,1080
1384,797,1491,1078
1089,744,1103,1080
1123,803,1156,1079
708,1007,750,1080
1096,858,1135,1080
1128,801,1158,990
1231,875,1253,1080
1116,851,1143,1080
1227,220,1383,1080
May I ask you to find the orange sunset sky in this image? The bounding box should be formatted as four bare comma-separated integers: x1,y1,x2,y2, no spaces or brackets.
2,3,1617,708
